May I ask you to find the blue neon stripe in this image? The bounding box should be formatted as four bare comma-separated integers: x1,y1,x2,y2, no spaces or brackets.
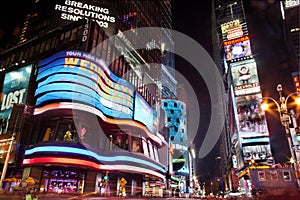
25,146,165,173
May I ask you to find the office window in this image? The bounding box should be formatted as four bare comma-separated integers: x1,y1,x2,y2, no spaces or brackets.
70,28,78,41
40,41,46,53
45,39,52,51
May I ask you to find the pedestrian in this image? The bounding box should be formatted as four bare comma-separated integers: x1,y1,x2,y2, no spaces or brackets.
24,189,38,200
24,191,33,200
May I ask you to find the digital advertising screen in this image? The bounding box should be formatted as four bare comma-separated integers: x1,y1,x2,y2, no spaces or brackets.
231,59,261,96
234,94,270,138
224,36,252,62
35,50,134,119
134,92,157,133
221,19,244,40
241,137,272,162
0,65,32,122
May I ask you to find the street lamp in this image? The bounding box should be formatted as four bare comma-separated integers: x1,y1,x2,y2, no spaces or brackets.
0,133,15,192
261,84,300,187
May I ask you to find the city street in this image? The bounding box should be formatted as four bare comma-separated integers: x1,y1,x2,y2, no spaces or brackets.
0,192,201,200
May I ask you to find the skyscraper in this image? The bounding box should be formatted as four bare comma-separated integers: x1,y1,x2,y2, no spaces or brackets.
0,0,177,196
212,0,274,193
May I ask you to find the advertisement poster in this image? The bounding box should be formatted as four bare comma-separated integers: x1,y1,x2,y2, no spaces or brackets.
235,94,269,138
241,137,272,162
224,36,252,62
231,59,261,96
221,19,244,40
0,65,32,133
134,92,157,133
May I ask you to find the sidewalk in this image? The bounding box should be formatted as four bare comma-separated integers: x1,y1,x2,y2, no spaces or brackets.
0,192,141,200
0,192,78,200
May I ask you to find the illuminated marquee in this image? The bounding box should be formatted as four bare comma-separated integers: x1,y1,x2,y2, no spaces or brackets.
54,0,116,28
35,50,134,119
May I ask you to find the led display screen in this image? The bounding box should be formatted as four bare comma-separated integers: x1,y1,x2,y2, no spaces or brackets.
36,50,134,119
224,36,252,62
134,92,157,133
0,65,32,121
241,137,272,162
231,59,261,96
221,19,243,40
235,94,269,138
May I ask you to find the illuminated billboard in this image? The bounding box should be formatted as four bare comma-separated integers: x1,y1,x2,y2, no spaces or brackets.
221,19,244,40
224,36,252,62
35,50,134,119
134,92,157,133
231,59,261,96
241,137,272,162
54,0,116,29
0,65,32,124
235,94,269,138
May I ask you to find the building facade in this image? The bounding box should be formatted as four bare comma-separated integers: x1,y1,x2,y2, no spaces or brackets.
0,0,177,197
161,99,191,194
212,0,275,194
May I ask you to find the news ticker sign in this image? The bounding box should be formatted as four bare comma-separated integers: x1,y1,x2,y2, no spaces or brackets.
36,50,134,119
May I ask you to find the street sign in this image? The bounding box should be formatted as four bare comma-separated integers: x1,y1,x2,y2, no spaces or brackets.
119,177,127,187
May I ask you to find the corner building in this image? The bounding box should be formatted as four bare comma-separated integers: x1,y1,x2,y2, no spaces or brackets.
0,0,176,197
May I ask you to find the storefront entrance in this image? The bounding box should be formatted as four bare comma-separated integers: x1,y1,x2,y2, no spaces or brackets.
40,167,85,193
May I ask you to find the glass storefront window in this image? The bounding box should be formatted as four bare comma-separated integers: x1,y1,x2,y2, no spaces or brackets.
42,168,85,193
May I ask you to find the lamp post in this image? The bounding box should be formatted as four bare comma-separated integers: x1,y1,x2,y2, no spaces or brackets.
162,125,172,190
261,84,300,188
0,133,15,191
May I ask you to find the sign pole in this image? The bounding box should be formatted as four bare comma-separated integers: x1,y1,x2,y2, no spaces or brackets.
0,134,15,192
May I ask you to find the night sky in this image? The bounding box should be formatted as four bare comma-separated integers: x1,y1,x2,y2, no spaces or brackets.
0,0,298,181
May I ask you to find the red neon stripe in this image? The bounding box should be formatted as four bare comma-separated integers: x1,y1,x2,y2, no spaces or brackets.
23,157,101,170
